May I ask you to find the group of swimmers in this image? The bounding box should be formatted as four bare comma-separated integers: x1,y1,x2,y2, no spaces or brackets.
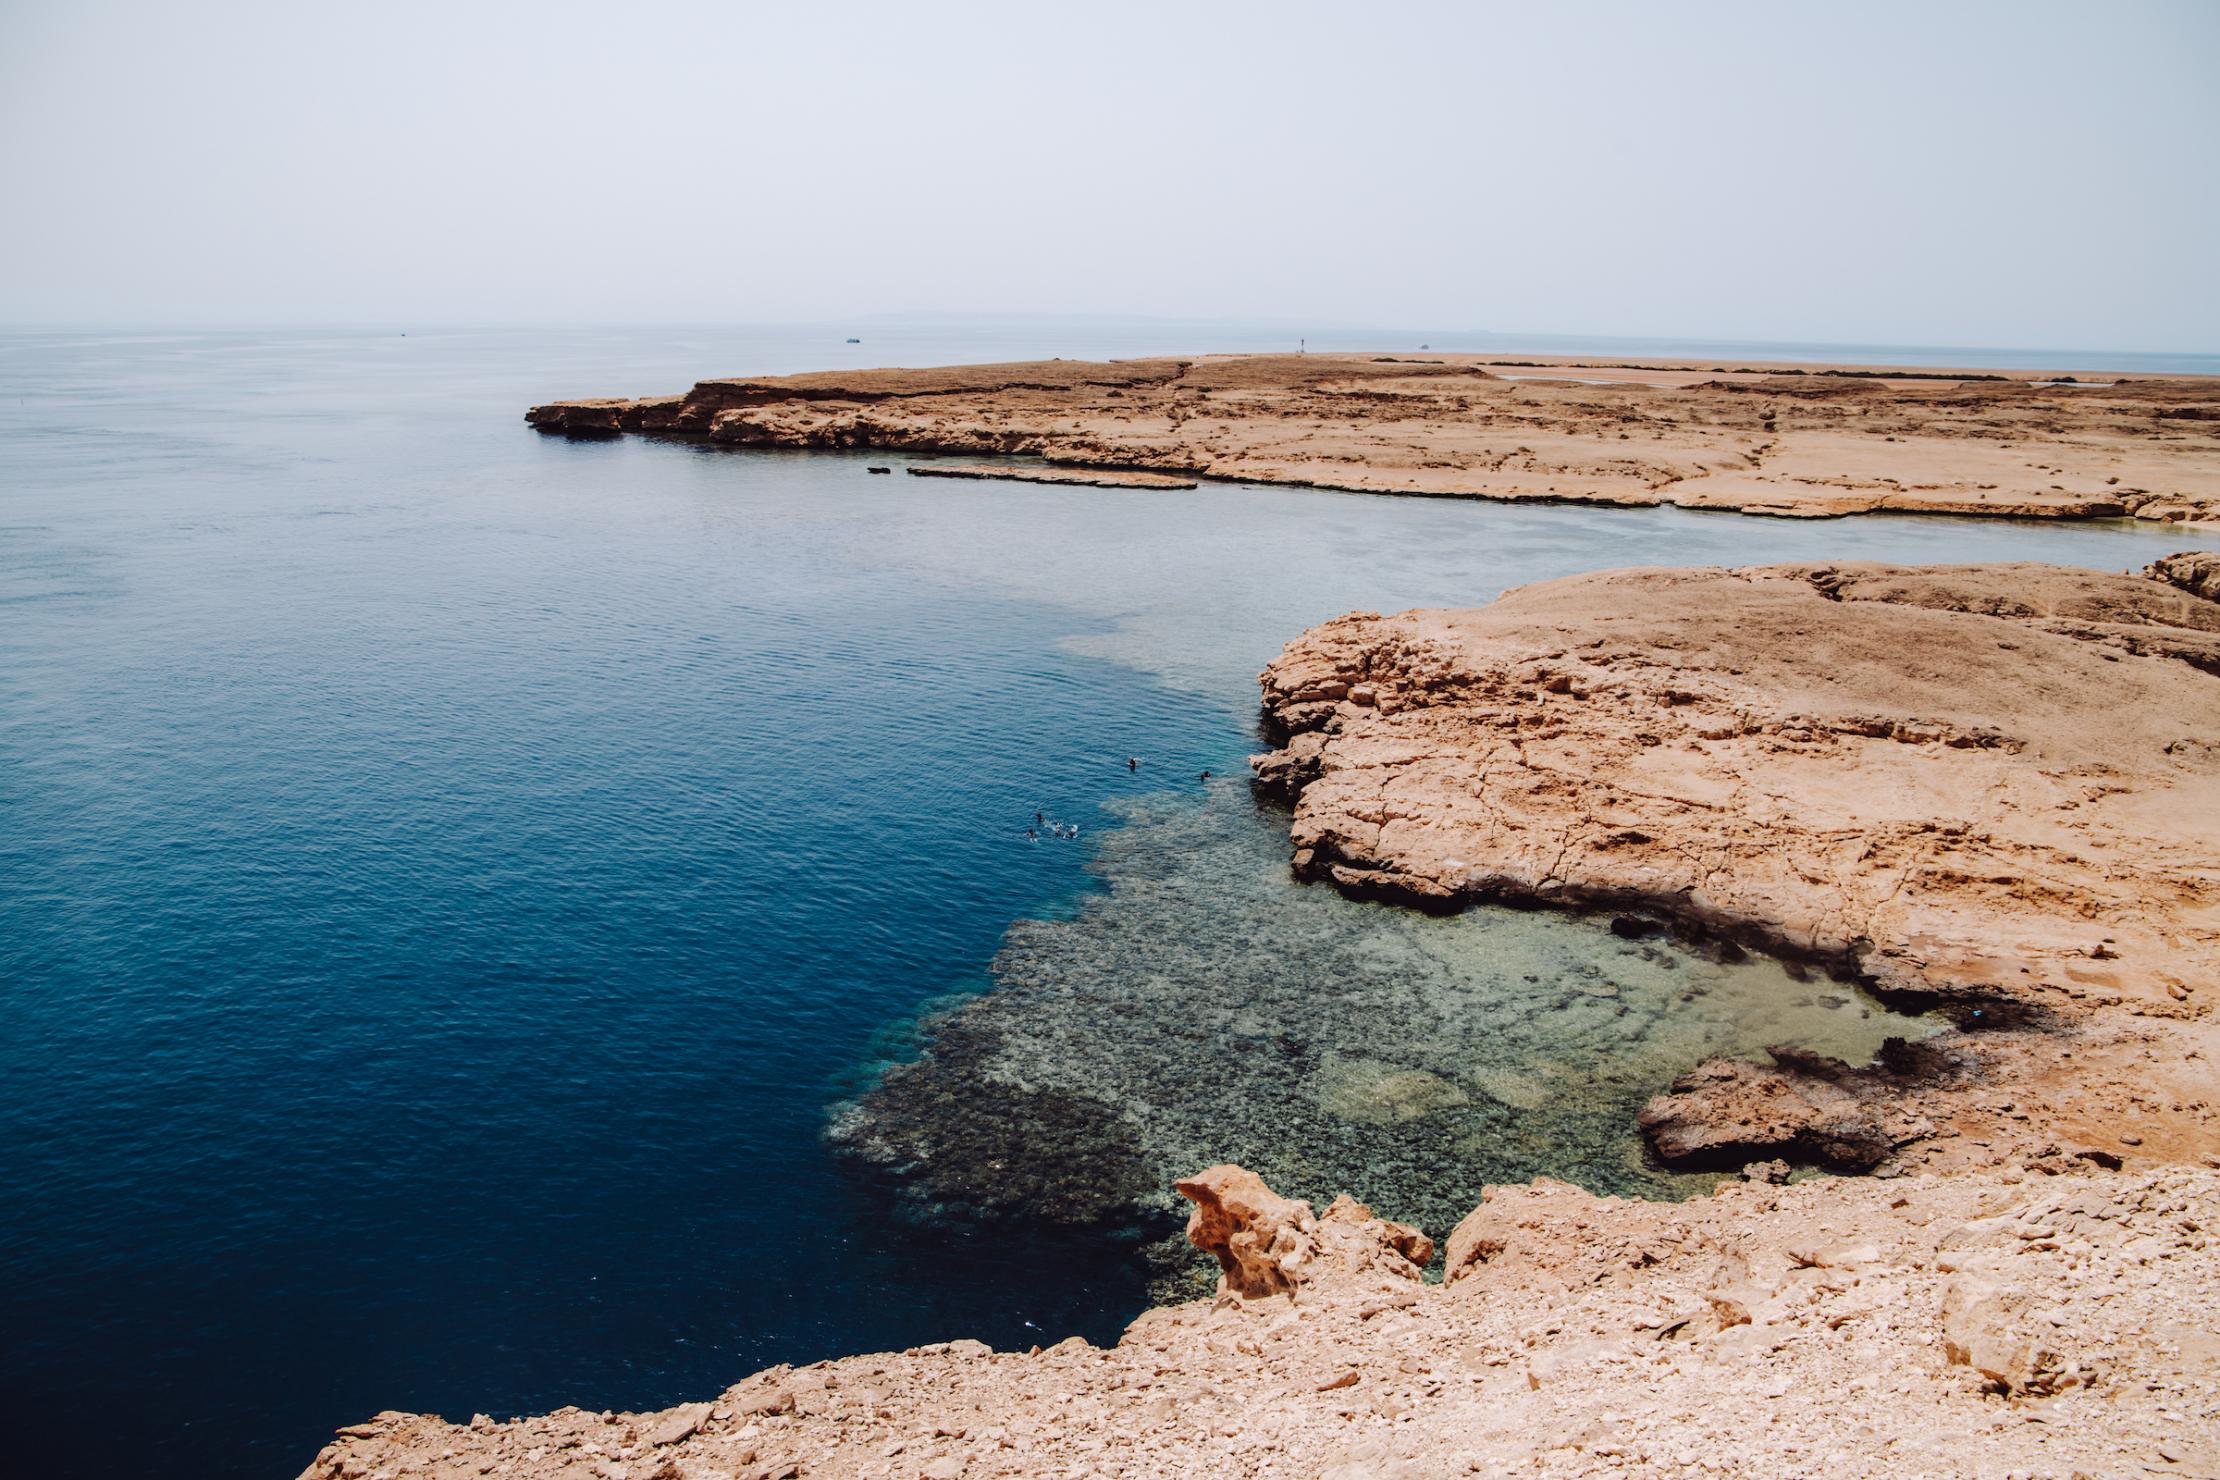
1021,756,1216,843
1021,757,1137,843
1024,810,1080,843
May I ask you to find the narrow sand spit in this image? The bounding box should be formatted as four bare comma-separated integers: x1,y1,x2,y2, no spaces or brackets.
526,354,2220,523
303,554,2218,1478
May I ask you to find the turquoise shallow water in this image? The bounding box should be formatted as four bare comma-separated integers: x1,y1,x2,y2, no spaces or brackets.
2,326,2212,1480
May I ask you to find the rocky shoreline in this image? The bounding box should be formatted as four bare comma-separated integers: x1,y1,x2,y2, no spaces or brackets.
902,464,1199,490
526,353,2220,524
300,529,2220,1471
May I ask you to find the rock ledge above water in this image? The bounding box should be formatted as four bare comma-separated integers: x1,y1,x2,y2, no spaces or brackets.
1254,558,2220,1174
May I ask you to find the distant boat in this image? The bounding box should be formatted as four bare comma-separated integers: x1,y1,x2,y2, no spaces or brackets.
846,337,861,344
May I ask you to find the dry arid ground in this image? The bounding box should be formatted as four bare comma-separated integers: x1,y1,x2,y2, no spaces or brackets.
526,354,2220,523
305,1163,2217,1480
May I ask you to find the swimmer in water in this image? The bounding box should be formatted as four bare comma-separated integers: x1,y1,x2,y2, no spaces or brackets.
1200,770,1212,782
1127,756,1138,772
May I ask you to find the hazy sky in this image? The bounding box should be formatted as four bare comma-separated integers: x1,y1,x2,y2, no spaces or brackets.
3,0,2215,349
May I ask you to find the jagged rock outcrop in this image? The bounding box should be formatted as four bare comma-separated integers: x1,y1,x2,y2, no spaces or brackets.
2151,548,2220,604
1174,1164,1431,1298
1253,559,2220,1174
525,354,2220,523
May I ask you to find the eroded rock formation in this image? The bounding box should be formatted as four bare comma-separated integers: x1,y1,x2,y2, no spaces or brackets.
1253,558,2220,1174
526,354,2220,523
1175,1164,1431,1298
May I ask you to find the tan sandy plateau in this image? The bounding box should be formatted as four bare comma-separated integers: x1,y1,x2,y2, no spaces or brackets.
527,353,2220,524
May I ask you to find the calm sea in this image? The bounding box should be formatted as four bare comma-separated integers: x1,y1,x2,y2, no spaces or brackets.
3,325,2212,1480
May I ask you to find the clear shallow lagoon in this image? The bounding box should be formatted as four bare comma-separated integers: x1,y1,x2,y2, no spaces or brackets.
3,326,2212,1480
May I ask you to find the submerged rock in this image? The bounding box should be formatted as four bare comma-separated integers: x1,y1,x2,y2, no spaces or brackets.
828,1068,1161,1234
1634,1043,1954,1172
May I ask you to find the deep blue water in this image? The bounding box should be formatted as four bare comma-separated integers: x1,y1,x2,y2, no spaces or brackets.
3,326,2214,1480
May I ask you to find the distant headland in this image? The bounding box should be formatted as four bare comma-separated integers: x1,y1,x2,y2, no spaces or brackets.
527,352,2220,525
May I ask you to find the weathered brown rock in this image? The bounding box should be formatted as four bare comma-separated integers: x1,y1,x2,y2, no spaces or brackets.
1253,559,2220,1172
1175,1164,1430,1298
1941,1277,2069,1395
524,394,682,436
644,1402,710,1447
526,354,2220,523
2151,548,2220,604
1440,1176,1606,1283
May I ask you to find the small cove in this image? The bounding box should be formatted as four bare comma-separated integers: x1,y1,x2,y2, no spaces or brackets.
3,326,2213,1480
